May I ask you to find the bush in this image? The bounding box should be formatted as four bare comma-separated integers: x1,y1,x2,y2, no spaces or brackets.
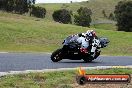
74,15,91,27
114,1,132,32
30,5,46,18
109,13,115,20
74,7,92,27
102,10,107,18
52,9,72,24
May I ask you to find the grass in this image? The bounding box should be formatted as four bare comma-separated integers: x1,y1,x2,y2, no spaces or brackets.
0,11,132,55
0,0,131,55
90,23,117,31
36,0,125,21
0,11,86,52
0,68,132,88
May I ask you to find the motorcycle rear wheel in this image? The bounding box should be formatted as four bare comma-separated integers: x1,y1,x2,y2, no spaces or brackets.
83,56,93,63
51,48,62,62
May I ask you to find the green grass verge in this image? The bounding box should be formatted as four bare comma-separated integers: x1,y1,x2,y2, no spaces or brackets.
0,68,132,88
0,11,132,55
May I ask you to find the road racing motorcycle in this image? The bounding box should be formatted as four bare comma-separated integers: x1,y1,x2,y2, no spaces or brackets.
51,35,109,62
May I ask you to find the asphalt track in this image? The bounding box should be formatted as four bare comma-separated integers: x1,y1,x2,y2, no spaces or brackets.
0,53,132,72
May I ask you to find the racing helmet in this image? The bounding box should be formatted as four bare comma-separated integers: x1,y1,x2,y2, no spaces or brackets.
86,30,96,37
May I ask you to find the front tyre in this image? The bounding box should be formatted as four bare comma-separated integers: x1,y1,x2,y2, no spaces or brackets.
51,48,62,62
94,50,101,59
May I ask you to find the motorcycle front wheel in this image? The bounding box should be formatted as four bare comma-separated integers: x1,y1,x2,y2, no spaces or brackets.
51,48,62,62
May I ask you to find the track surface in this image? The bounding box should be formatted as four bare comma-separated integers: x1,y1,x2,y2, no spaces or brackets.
0,53,132,72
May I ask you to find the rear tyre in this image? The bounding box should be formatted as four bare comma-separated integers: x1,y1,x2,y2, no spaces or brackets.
51,49,62,62
83,59,92,63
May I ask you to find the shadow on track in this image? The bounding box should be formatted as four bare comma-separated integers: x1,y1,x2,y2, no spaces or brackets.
57,60,101,64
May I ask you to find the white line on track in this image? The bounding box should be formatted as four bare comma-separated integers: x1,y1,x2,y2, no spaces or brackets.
0,52,8,53
0,65,132,77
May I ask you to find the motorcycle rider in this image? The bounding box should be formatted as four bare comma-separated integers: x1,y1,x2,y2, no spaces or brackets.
85,30,101,58
69,30,100,58
77,33,89,53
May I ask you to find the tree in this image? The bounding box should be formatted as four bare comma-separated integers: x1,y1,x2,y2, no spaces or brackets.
6,0,14,12
114,0,132,32
0,0,36,14
14,0,29,14
0,0,47,18
32,0,36,4
52,9,72,24
74,7,92,27
0,0,8,10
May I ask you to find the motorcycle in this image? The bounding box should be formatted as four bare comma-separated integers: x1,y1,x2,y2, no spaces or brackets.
51,35,109,63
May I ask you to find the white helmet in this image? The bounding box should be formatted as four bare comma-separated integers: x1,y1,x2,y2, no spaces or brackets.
86,30,92,36
86,30,96,37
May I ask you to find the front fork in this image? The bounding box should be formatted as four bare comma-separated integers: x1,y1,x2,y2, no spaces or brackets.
94,49,101,59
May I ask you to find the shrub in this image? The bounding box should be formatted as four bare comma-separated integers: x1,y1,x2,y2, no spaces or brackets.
52,9,72,24
30,5,46,18
109,13,115,20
